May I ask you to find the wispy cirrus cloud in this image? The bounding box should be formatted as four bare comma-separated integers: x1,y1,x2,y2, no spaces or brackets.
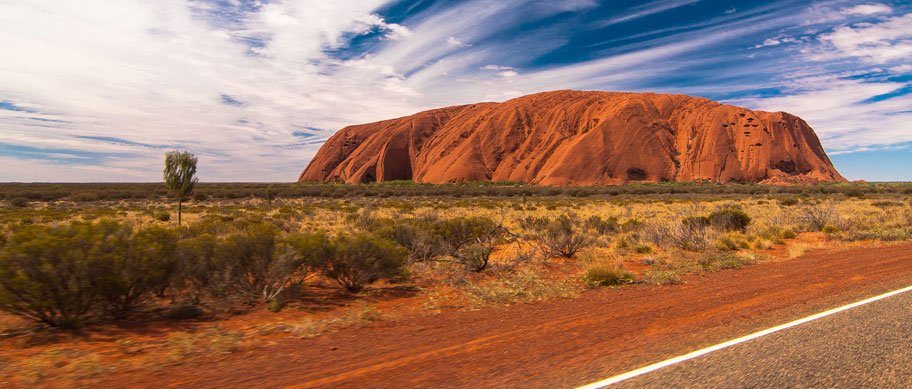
0,0,910,181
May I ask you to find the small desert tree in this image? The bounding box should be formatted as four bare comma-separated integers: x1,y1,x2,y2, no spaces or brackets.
163,151,198,225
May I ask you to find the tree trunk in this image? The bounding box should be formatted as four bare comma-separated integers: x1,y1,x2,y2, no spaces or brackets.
178,199,183,226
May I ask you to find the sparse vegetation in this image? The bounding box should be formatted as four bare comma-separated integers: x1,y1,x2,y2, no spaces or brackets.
319,232,407,292
0,181,910,384
584,262,636,287
522,213,595,258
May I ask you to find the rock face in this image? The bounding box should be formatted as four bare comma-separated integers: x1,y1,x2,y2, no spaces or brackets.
299,90,844,185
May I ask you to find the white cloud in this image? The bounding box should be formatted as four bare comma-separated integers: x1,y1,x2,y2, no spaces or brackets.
754,36,799,48
736,73,912,154
447,36,471,47
812,13,912,64
889,64,912,73
841,3,893,16
596,0,701,27
482,65,515,71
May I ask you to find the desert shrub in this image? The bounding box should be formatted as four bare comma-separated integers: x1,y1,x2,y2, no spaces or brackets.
435,216,502,271
319,232,408,292
0,221,119,327
649,218,714,251
798,203,839,232
583,262,635,287
94,225,179,318
71,192,100,202
643,269,682,285
521,214,594,258
193,193,209,202
708,208,751,232
216,224,325,302
383,218,441,262
457,243,495,273
9,197,28,208
464,267,577,305
620,218,643,232
634,244,653,254
586,215,620,236
682,216,710,229
872,200,902,208
156,212,172,222
698,251,756,270
714,233,751,251
779,197,799,206
380,215,502,271
174,234,220,303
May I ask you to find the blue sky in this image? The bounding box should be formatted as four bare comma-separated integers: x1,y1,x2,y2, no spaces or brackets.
0,0,910,182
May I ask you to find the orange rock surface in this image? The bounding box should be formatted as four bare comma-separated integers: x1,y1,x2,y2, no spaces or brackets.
299,90,844,185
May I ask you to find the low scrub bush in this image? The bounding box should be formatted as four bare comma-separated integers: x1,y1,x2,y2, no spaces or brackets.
698,251,756,271
714,233,751,251
216,224,325,303
0,222,103,327
708,207,751,232
648,218,714,251
798,203,839,232
586,215,620,236
583,262,635,287
379,215,502,272
0,220,179,327
521,214,594,258
9,197,28,208
464,267,577,306
779,197,799,207
319,232,407,292
174,234,220,303
95,225,179,318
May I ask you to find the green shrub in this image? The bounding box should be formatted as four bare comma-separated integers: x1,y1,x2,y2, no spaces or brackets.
682,216,710,229
620,218,643,232
522,214,594,258
193,193,209,202
71,192,100,202
379,215,501,271
216,224,324,302
319,232,407,292
95,225,179,318
708,208,751,232
584,263,635,287
9,197,28,208
634,244,653,254
0,221,182,325
0,221,115,327
779,197,799,206
586,215,620,236
822,225,840,234
714,233,750,251
266,298,284,313
174,234,220,302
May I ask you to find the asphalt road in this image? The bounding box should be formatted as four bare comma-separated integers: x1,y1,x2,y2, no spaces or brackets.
613,287,912,388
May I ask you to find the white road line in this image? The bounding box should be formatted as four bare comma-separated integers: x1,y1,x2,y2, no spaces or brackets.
576,284,912,389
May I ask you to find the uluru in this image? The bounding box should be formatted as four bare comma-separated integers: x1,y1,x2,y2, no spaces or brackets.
299,90,845,186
